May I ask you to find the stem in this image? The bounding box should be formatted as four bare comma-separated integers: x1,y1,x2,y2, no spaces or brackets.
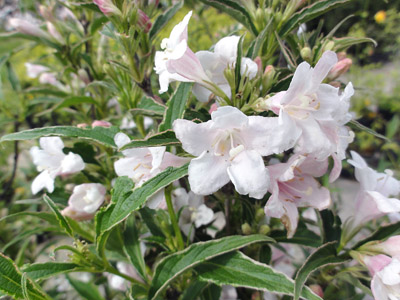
105,265,147,288
165,185,185,250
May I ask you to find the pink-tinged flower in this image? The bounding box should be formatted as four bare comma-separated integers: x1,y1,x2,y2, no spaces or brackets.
62,183,106,220
362,255,400,300
327,57,352,81
365,236,400,258
9,18,49,39
193,35,258,102
113,132,188,208
46,22,64,44
264,154,331,237
220,286,238,300
172,188,214,240
154,11,210,93
30,137,85,194
92,120,112,128
93,0,121,16
138,9,152,33
173,106,300,199
348,151,400,225
206,211,226,238
25,63,49,78
265,51,354,180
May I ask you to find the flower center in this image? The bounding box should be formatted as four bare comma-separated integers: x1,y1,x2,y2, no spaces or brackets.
211,130,245,159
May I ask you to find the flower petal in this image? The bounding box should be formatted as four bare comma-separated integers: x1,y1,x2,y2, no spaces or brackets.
31,170,55,194
194,204,214,228
173,119,215,156
60,152,85,174
188,151,230,195
227,150,269,199
211,106,248,130
310,51,337,90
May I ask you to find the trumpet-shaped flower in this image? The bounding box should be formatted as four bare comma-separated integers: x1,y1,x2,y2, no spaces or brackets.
361,255,400,300
9,18,49,39
62,183,106,220
348,151,400,226
154,11,210,93
173,106,300,199
113,132,188,208
266,51,354,175
193,35,258,102
30,137,85,194
264,154,331,237
172,187,214,239
93,0,121,16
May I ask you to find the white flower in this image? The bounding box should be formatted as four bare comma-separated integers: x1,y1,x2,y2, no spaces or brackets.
113,132,188,208
108,262,145,291
362,255,400,300
62,183,106,220
154,11,210,93
25,63,50,78
266,51,354,178
348,151,400,226
172,187,214,239
193,35,258,102
264,154,331,237
9,18,49,39
30,137,85,194
173,106,300,199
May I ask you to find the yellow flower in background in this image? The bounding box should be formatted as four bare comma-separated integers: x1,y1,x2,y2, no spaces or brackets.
374,10,386,24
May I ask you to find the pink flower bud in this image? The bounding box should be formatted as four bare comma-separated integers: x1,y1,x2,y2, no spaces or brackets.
309,285,324,297
209,103,218,114
46,22,64,44
138,9,152,33
9,18,49,39
264,65,275,76
254,56,262,72
327,57,352,80
367,236,400,258
77,123,89,128
93,0,121,16
92,120,112,128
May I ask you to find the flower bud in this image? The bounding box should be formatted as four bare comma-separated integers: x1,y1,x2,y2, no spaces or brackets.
93,0,122,16
78,69,90,85
77,123,89,128
241,223,252,235
323,41,335,52
138,9,152,33
300,47,312,61
9,18,49,39
255,208,265,222
360,236,400,258
259,225,270,235
327,58,352,81
92,120,112,128
39,5,54,22
46,22,64,44
309,285,324,297
254,57,262,73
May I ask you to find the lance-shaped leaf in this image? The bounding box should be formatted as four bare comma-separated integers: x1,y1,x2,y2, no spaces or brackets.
131,96,166,118
43,195,73,237
0,253,50,300
22,262,85,280
67,275,105,300
198,0,258,35
149,1,183,40
246,18,273,59
148,235,274,299
333,36,377,52
52,96,98,111
195,251,322,300
120,130,180,150
294,242,348,300
352,221,400,250
159,83,192,132
96,164,189,253
0,126,119,148
279,0,350,37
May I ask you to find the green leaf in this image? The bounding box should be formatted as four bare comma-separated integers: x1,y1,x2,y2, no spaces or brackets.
43,195,73,237
333,36,377,52
96,164,189,253
235,35,244,93
349,120,391,142
198,0,258,35
246,18,273,59
67,275,105,300
294,242,348,300
201,284,221,300
195,251,322,300
0,253,50,300
22,263,85,280
279,0,350,37
123,218,147,281
149,2,183,40
159,83,192,132
139,207,166,238
148,234,274,299
119,130,180,150
0,126,119,148
131,96,167,117
181,281,208,300
319,210,342,244
352,221,400,250
52,96,98,111
0,212,57,225
270,223,322,248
